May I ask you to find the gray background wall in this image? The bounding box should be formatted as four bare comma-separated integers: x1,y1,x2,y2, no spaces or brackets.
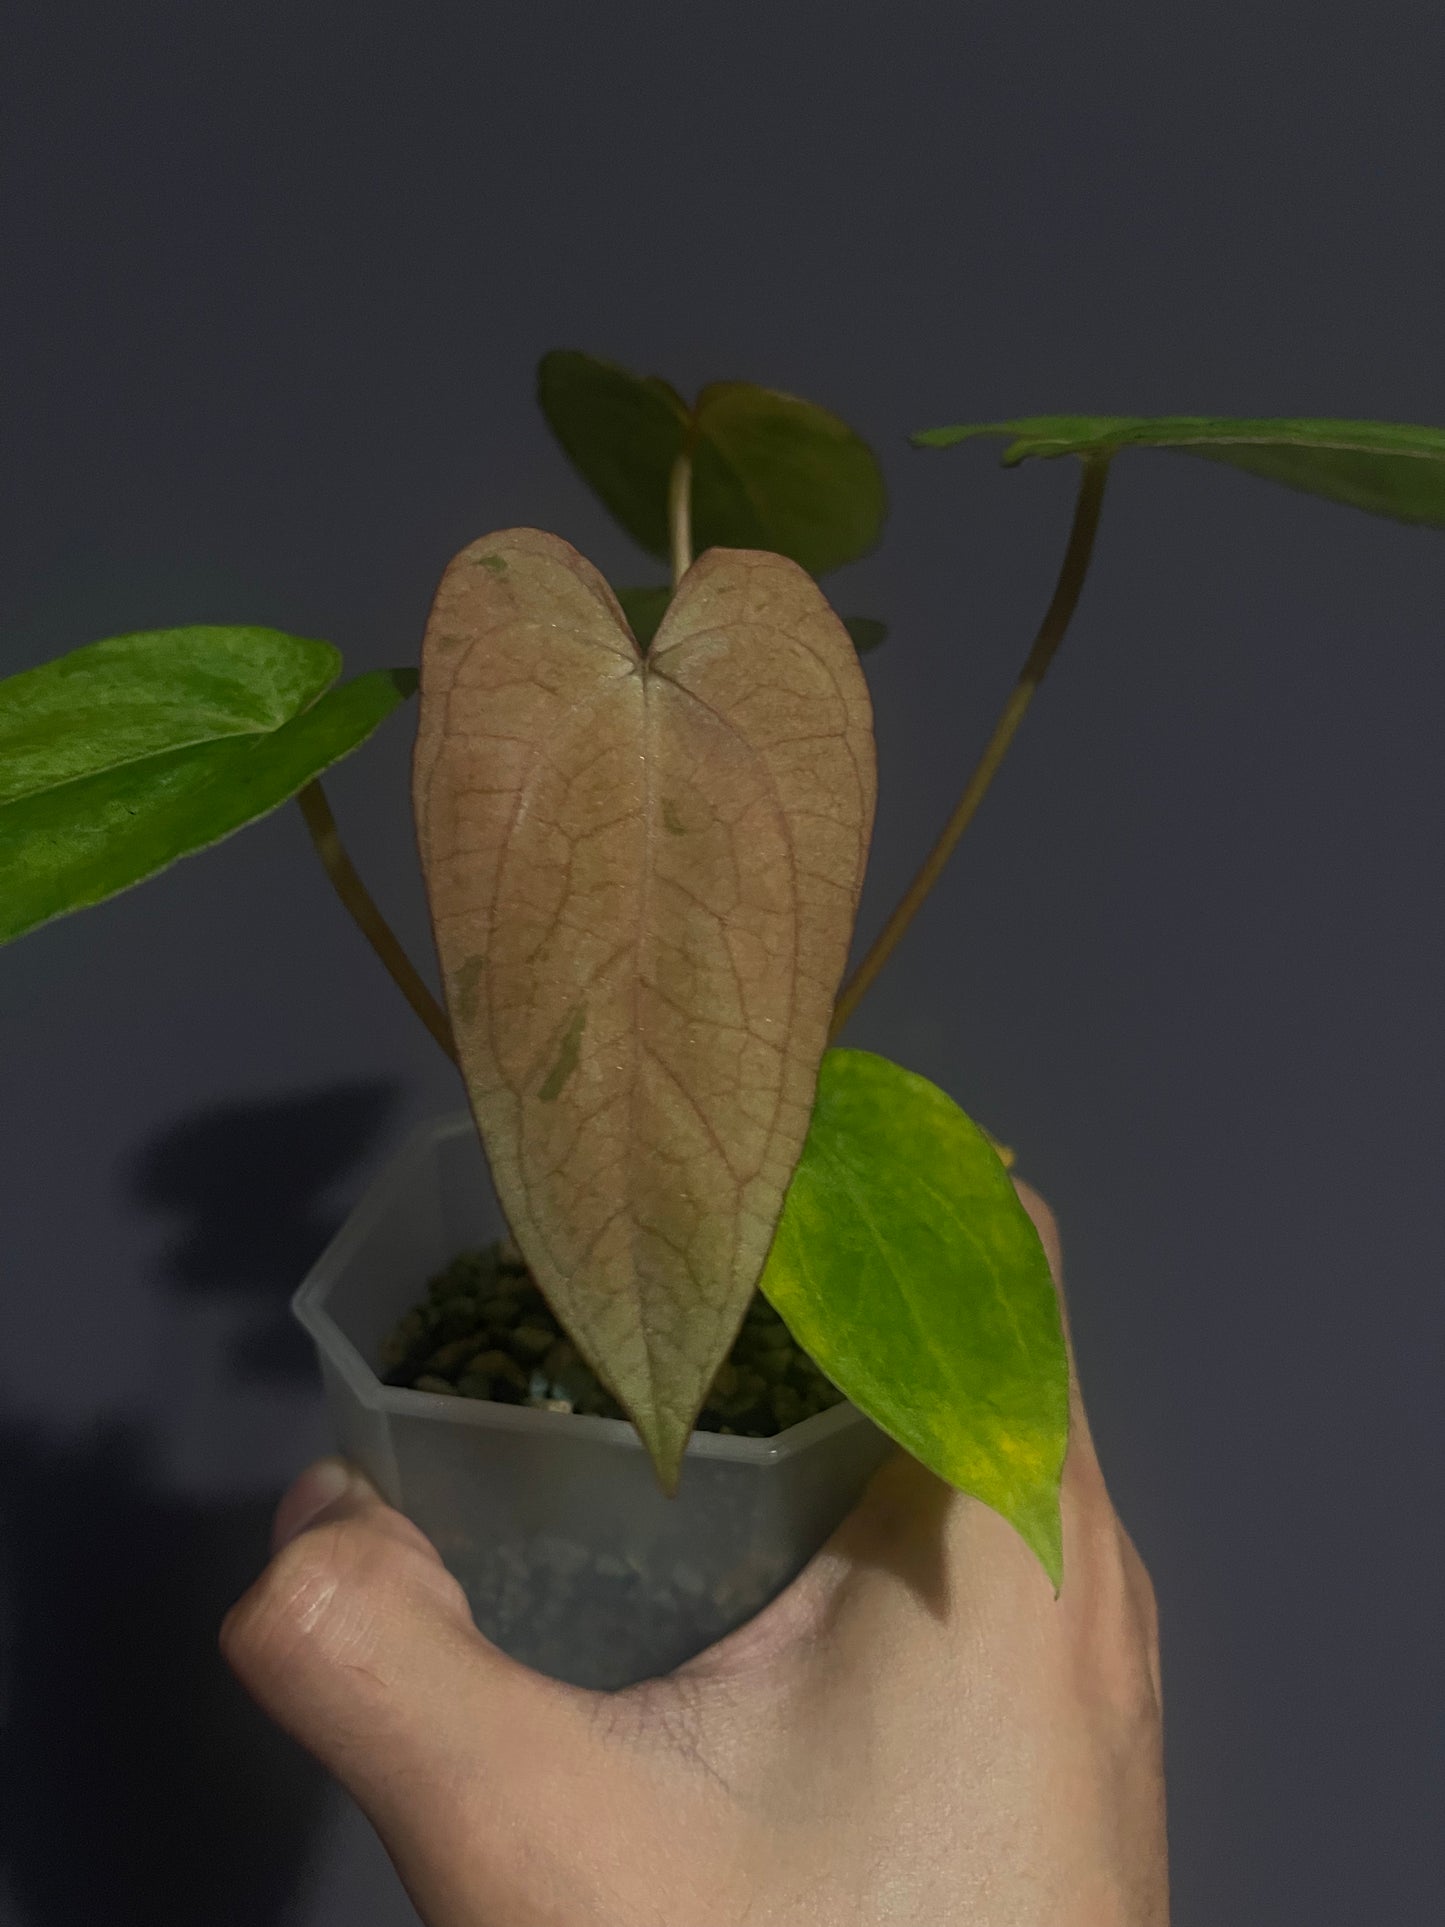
2,3,1442,1921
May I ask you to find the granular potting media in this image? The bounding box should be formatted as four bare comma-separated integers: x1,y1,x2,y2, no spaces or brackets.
380,1238,846,1435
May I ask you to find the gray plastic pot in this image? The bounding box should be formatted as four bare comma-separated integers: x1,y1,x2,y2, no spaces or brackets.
292,1113,896,1689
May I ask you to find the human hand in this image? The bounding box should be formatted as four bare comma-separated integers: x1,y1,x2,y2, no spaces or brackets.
221,1184,1167,1924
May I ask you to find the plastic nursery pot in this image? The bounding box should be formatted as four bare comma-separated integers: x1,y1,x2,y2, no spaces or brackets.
292,1114,896,1691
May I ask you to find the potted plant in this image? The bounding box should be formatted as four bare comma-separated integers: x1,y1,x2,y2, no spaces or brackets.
6,355,1443,1690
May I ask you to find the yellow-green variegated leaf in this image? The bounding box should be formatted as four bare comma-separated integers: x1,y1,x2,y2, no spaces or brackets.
761,1049,1069,1586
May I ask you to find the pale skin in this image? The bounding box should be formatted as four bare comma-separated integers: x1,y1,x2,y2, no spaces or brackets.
221,1184,1168,1924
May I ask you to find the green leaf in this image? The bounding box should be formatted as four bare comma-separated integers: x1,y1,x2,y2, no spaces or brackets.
538,350,887,573
0,626,416,945
912,414,1445,529
612,583,674,651
841,615,888,653
690,381,887,575
537,351,691,558
760,1049,1069,1587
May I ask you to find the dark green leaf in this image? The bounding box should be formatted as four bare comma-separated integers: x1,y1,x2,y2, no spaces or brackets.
842,616,888,653
612,584,673,651
538,351,887,573
691,381,887,574
912,414,1445,529
0,626,416,944
760,1049,1069,1586
537,351,690,557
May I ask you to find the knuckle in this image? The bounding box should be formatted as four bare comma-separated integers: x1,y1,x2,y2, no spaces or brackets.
1011,1178,1062,1270
1114,1518,1159,1619
220,1516,391,1687
1122,1536,1164,1699
1132,1552,1161,1637
1101,1526,1164,1720
1063,1506,1164,1723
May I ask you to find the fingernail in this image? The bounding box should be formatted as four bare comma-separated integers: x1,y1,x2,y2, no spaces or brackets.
271,1456,356,1554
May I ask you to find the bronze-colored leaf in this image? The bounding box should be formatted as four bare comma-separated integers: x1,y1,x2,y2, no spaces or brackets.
413,530,876,1489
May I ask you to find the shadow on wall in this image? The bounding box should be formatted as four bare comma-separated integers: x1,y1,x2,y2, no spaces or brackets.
128,1078,406,1380
0,1080,403,1927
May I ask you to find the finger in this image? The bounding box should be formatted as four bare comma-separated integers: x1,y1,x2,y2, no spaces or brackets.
1013,1187,1164,1665
221,1458,594,1912
1010,1180,1127,1538
1010,1175,1074,1358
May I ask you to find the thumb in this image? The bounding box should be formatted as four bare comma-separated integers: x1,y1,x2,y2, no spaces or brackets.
220,1458,592,1907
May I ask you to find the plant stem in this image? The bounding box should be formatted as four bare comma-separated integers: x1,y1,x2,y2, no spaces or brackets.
830,454,1111,1041
296,779,458,1064
668,445,694,587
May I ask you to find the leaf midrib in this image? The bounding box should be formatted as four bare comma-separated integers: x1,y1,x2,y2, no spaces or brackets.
806,1125,1023,1422
785,1149,1027,1481
935,417,1445,459
0,689,335,812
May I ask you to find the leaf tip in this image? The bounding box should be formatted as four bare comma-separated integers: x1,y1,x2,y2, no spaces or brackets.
1012,1483,1064,1594
908,422,1007,452
642,1428,688,1500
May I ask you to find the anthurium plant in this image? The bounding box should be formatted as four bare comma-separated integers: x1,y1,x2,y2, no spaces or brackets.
8,352,1445,1591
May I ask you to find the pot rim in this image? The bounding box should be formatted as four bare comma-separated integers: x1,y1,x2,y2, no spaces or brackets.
293,1111,873,1468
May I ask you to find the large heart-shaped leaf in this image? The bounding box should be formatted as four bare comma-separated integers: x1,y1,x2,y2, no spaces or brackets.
413,529,876,1490
913,414,1445,529
538,350,887,574
0,626,416,945
760,1049,1069,1586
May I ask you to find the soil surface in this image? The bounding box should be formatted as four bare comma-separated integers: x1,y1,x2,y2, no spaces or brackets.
380,1240,845,1436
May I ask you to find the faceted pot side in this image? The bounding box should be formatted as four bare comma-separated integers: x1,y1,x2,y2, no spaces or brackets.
292,1115,896,1690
